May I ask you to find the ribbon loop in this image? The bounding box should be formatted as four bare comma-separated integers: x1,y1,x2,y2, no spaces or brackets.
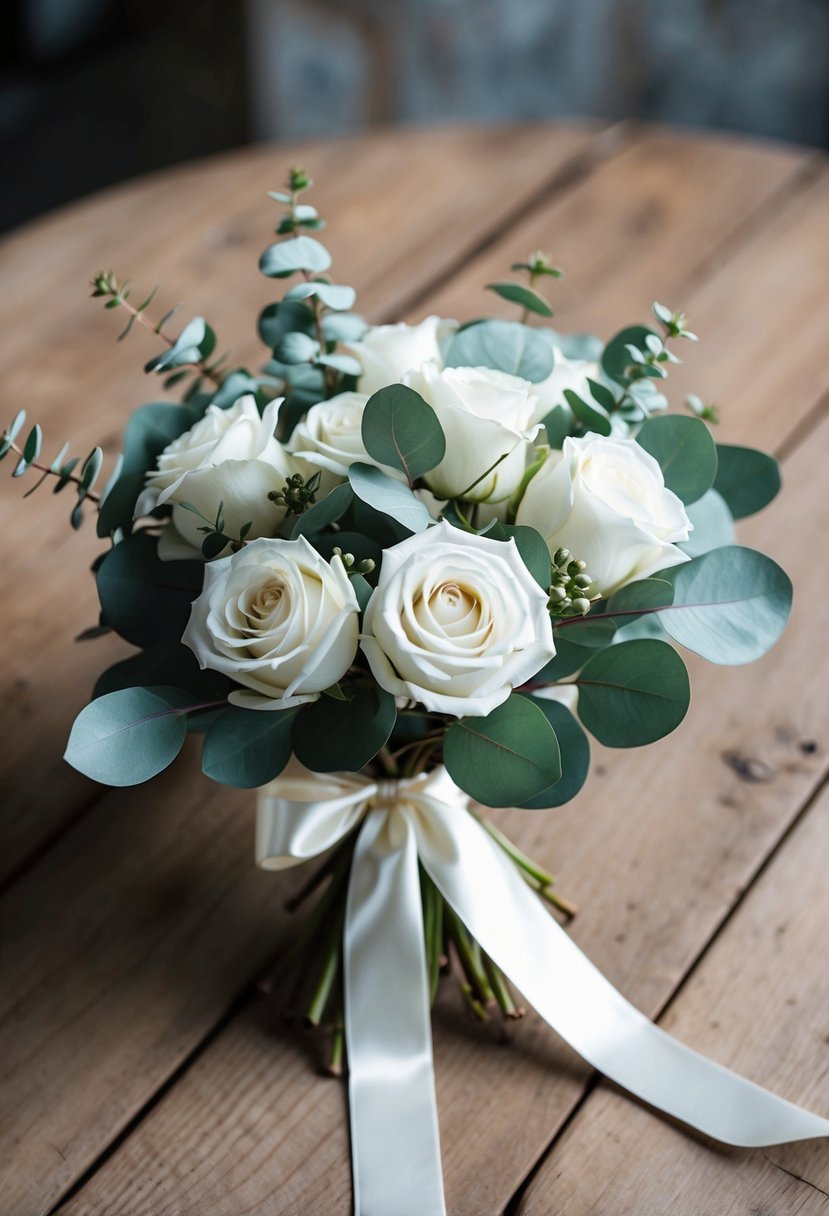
257,766,829,1216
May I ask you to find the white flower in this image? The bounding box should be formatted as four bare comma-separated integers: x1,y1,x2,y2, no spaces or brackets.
361,521,555,717
534,346,600,416
183,536,360,710
404,362,542,503
346,316,455,395
516,434,691,596
289,391,389,492
142,395,295,554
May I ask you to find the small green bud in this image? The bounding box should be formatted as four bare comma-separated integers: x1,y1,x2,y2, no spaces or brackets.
553,547,570,568
571,597,591,615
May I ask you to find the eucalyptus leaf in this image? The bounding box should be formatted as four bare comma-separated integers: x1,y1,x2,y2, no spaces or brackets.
516,696,590,808
563,389,612,437
680,488,735,558
293,684,396,771
602,325,656,384
577,639,690,747
443,695,561,807
658,546,792,664
486,282,553,317
94,645,233,702
258,300,316,348
202,706,296,787
259,235,331,278
444,319,554,382
348,463,433,533
361,385,445,483
64,686,191,786
488,522,550,588
284,281,357,311
636,415,718,505
291,481,354,538
713,445,781,519
96,534,203,647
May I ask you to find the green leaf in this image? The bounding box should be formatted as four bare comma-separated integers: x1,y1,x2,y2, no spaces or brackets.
658,546,792,664
348,462,433,533
636,415,717,505
317,352,363,376
713,445,781,519
292,685,396,771
586,378,616,412
488,523,550,588
361,385,446,483
258,235,331,278
321,312,367,343
444,319,554,383
291,481,354,538
540,618,617,680
516,696,590,808
680,488,735,558
563,389,611,437
577,639,690,747
144,318,214,374
601,325,657,384
284,281,356,311
486,282,553,317
201,707,296,787
258,300,315,349
94,645,233,702
96,533,203,647
443,695,562,807
275,331,318,364
606,577,674,621
542,404,572,449
64,686,190,786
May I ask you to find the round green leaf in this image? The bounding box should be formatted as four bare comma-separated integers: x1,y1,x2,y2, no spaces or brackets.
96,534,203,648
713,445,781,519
488,523,550,589
259,235,331,278
658,545,792,665
601,325,656,384
444,319,554,382
94,645,233,703
636,415,718,505
348,462,433,533
516,696,590,808
361,385,446,483
202,707,296,787
64,686,189,786
258,300,315,348
680,488,735,559
293,685,397,772
291,482,354,538
577,639,690,747
443,695,562,807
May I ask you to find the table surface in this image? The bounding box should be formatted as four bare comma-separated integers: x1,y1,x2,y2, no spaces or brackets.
1,120,828,1216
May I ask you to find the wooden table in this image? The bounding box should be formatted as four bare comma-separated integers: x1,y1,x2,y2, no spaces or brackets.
1,121,828,1216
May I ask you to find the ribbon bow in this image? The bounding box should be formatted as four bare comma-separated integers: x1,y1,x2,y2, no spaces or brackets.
258,767,829,1216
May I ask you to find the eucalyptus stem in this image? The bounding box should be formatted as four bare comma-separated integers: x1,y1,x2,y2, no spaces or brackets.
445,906,494,1008
482,953,524,1019
5,439,101,503
305,904,344,1026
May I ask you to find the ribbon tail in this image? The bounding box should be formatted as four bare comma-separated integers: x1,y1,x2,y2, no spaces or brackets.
344,810,447,1216
417,803,829,1149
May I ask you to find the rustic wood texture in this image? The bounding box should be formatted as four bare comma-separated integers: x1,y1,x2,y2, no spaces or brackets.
0,123,827,1216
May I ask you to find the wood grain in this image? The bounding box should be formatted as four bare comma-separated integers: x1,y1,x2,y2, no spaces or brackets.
0,122,610,887
517,778,829,1216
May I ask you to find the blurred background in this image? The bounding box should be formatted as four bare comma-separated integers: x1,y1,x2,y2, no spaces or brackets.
2,0,828,234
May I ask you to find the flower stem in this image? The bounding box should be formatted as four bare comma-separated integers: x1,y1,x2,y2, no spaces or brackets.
482,953,524,1019
445,906,494,1007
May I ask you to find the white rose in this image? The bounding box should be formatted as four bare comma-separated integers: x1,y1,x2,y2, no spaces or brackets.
183,536,360,710
516,434,692,596
534,346,600,416
346,315,455,395
404,362,542,504
361,520,555,717
289,391,395,492
142,396,295,554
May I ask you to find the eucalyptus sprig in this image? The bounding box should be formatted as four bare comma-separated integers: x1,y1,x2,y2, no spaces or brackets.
487,249,564,321
90,271,227,395
0,408,114,528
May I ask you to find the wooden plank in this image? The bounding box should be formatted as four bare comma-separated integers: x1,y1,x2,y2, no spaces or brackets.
0,123,611,886
0,132,819,1212
55,394,829,1216
516,782,829,1215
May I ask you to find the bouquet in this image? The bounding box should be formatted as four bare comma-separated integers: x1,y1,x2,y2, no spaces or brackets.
5,167,822,1215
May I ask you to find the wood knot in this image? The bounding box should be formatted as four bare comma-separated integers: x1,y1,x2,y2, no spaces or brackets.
721,750,776,783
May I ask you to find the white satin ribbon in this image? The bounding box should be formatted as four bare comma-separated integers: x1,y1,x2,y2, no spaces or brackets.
258,767,829,1216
